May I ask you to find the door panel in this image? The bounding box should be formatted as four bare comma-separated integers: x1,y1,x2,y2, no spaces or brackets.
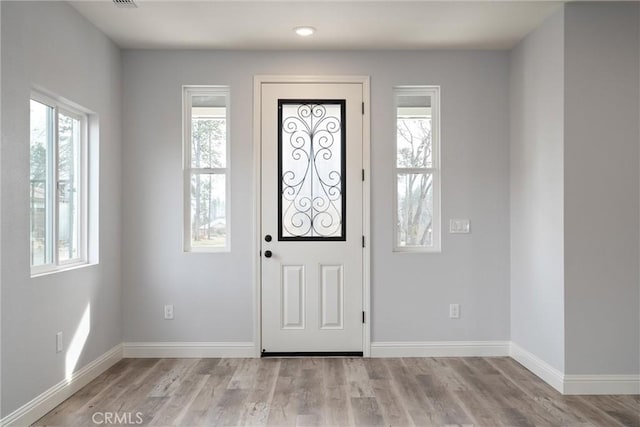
281,265,305,329
320,264,344,329
261,83,363,353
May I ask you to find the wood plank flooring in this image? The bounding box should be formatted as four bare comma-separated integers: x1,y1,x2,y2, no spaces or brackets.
35,357,639,426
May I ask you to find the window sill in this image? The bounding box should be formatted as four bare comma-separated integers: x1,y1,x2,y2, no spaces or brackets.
184,247,230,254
31,261,97,278
393,246,442,254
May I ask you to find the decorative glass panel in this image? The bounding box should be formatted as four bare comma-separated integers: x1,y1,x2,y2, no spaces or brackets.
278,100,346,240
397,173,434,247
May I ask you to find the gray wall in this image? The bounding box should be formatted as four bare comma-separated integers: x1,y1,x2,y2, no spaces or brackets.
509,9,565,372
0,1,3,413
1,2,122,416
563,2,640,375
509,2,640,376
121,50,511,343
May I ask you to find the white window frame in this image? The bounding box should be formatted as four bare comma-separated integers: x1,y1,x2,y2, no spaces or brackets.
393,86,441,253
30,90,89,276
182,86,231,252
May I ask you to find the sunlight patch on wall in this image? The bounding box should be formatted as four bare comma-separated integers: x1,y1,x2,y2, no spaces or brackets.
65,303,91,382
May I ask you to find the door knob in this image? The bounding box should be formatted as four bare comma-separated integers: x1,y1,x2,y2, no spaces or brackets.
264,250,273,258
264,234,272,242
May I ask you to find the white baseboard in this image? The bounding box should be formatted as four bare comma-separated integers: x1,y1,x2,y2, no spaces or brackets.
0,343,123,427
370,340,510,357
563,374,640,395
509,343,640,395
509,342,565,393
122,342,255,358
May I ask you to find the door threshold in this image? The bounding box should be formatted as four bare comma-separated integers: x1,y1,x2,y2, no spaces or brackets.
261,351,363,358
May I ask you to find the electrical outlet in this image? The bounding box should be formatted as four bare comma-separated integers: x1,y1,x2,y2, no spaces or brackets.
56,332,63,353
449,304,460,319
164,304,174,320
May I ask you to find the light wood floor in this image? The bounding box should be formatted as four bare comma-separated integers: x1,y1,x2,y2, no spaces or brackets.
36,357,639,426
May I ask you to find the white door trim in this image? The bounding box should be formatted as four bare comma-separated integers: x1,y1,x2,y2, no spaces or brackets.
252,75,371,357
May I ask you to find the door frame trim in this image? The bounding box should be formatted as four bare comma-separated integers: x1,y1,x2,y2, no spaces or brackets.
252,75,371,357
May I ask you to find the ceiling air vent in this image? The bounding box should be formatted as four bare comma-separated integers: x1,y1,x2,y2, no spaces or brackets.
113,0,138,8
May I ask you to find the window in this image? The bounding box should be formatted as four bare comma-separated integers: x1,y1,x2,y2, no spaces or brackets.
394,86,441,252
183,86,230,252
30,92,89,274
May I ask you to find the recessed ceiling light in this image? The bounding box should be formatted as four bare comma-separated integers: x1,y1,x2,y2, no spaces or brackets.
294,26,316,37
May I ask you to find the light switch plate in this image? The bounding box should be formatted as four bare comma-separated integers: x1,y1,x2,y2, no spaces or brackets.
449,219,470,234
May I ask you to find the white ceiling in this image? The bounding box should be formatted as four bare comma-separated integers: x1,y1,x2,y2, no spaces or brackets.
69,1,563,50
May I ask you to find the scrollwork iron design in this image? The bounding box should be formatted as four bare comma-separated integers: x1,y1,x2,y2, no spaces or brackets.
278,100,346,240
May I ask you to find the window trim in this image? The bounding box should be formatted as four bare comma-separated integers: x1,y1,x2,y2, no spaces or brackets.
182,86,231,253
30,90,90,276
393,86,441,253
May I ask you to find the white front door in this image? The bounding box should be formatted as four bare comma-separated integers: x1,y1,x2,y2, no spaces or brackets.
261,82,364,354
